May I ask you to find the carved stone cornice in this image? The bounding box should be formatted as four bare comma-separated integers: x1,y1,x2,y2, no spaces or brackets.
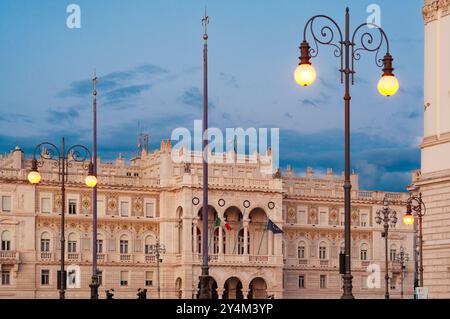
423,0,450,24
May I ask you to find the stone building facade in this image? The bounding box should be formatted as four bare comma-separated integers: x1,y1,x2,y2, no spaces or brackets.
410,0,450,298
0,142,413,299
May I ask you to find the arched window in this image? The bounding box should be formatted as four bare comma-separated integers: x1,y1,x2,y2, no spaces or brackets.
390,244,397,261
40,232,51,252
144,235,155,254
360,243,368,261
238,229,244,254
298,241,306,259
68,233,77,253
1,231,11,251
319,242,328,260
120,235,129,254
196,227,202,254
97,234,103,254
213,228,219,254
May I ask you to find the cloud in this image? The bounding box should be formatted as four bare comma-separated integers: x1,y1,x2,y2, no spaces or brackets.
180,87,215,109
46,108,80,124
104,84,151,105
279,128,419,192
219,72,239,88
58,64,168,98
299,98,319,108
0,113,33,124
284,112,293,119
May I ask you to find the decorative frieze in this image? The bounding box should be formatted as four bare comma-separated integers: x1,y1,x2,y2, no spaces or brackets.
423,0,450,25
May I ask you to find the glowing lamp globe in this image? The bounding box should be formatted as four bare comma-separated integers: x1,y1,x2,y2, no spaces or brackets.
403,213,414,225
85,175,98,188
378,75,399,97
294,64,317,87
28,171,41,184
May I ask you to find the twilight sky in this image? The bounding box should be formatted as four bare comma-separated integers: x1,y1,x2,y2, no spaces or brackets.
0,0,423,191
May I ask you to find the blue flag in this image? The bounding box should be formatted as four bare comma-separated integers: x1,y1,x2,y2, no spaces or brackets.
267,219,283,234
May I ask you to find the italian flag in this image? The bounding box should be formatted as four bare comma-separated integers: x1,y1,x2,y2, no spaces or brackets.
215,216,232,231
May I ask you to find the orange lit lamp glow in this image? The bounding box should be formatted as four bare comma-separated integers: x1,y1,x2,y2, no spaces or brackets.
294,41,399,97
403,204,415,225
28,159,97,188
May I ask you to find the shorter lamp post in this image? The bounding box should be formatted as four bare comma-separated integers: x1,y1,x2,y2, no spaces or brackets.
395,246,409,299
28,138,97,299
403,192,425,290
148,237,166,299
375,196,398,299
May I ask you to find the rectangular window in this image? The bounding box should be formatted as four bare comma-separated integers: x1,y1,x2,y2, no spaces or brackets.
1,237,11,251
298,246,305,259
390,249,397,261
1,269,11,285
120,201,129,217
390,275,397,290
41,197,51,213
97,270,103,286
41,239,50,252
319,247,327,260
97,239,103,254
340,212,345,226
145,202,155,218
361,249,367,261
41,270,50,285
120,271,128,286
298,275,305,289
1,196,11,212
319,275,327,289
97,200,105,217
360,213,368,227
68,199,77,215
319,211,328,225
68,241,77,253
145,271,153,286
120,240,128,254
297,210,306,224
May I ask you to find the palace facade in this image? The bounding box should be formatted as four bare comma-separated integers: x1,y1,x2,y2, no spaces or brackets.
409,0,450,298
0,141,414,299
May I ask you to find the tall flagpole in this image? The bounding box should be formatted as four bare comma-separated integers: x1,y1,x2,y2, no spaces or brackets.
198,8,212,299
89,70,99,299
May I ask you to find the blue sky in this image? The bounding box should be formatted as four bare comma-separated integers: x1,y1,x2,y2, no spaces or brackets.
0,0,423,191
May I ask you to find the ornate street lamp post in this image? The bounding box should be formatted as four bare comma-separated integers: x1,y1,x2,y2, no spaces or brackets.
403,192,426,289
395,246,409,299
148,237,166,299
375,196,398,299
89,70,99,299
294,7,399,299
28,138,97,299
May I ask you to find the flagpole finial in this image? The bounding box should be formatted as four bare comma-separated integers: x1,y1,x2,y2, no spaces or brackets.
202,7,209,41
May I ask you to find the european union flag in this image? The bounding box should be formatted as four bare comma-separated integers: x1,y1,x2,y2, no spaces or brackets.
267,219,283,234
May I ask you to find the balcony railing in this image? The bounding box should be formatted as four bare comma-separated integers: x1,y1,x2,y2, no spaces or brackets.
298,259,308,265
97,253,106,262
0,250,19,262
145,255,156,263
120,254,132,262
319,260,329,266
67,253,79,261
40,252,52,261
